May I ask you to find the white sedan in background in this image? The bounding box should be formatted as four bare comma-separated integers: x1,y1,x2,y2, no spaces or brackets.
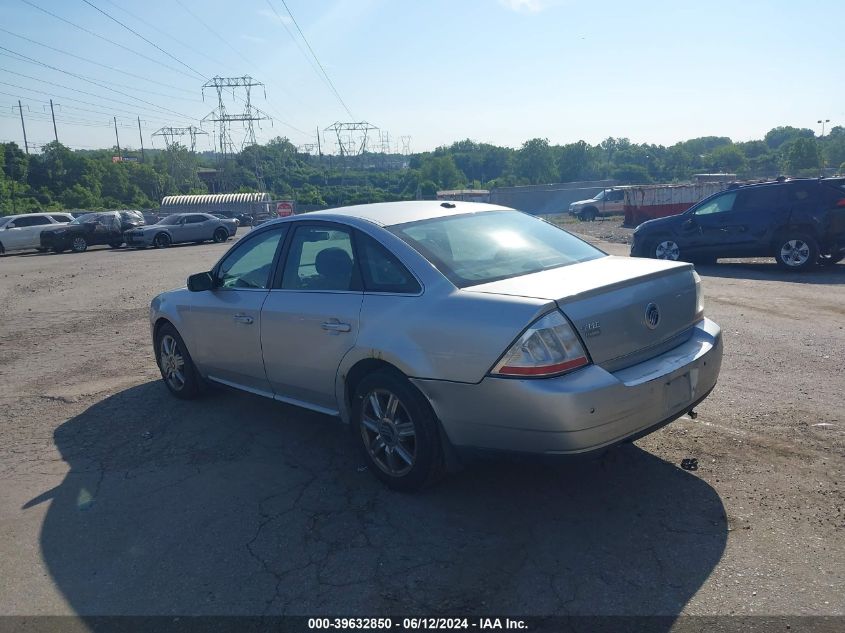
125,213,238,249
0,212,74,255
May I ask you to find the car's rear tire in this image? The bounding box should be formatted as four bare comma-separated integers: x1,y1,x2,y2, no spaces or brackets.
71,236,87,253
775,233,818,271
352,370,445,491
154,232,171,248
213,228,228,243
154,323,201,399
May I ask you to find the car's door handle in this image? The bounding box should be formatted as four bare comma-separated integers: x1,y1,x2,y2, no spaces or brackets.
232,314,254,324
321,320,351,333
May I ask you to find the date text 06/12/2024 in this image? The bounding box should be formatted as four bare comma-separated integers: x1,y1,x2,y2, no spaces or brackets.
307,618,528,630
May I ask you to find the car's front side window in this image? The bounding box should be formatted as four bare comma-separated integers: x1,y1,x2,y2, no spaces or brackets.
217,226,287,290
281,225,358,291
693,192,738,216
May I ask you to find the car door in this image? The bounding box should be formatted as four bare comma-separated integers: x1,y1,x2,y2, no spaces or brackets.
89,214,119,245
260,222,364,413
603,189,625,215
183,224,288,395
11,216,55,250
725,186,788,255
2,216,33,250
181,214,208,241
682,190,740,256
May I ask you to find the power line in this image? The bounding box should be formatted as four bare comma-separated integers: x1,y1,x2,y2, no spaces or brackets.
80,0,208,81
275,0,354,118
0,27,199,96
173,0,257,71
0,48,202,103
101,0,235,72
0,73,195,124
19,0,202,81
0,89,177,125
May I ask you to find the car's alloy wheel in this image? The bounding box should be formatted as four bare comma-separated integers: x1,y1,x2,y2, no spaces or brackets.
155,324,200,399
353,370,445,491
775,234,818,271
360,388,417,478
154,233,171,248
71,237,87,253
213,228,228,243
654,239,680,260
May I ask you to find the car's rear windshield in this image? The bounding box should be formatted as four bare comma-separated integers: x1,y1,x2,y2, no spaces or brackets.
389,210,605,288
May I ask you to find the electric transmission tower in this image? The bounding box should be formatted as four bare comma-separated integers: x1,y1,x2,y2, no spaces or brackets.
152,126,208,152
400,135,412,156
324,121,379,157
201,76,271,157
201,76,272,191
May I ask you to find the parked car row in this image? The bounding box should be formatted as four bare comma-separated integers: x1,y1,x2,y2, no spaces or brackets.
631,177,845,271
0,211,238,255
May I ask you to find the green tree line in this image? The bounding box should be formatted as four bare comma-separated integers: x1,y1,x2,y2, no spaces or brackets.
2,125,844,215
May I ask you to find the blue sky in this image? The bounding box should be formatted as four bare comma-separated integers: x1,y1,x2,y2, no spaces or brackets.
1,0,843,154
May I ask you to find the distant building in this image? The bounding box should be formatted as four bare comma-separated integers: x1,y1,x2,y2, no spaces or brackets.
160,193,272,222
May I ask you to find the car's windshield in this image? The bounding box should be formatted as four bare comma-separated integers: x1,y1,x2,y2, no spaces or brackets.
390,210,605,288
70,213,102,224
593,190,606,201
156,214,183,225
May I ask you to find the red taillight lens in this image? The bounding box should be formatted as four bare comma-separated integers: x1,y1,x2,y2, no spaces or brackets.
836,198,845,208
491,311,590,378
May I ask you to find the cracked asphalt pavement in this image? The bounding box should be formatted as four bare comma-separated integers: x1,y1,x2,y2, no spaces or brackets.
0,229,842,618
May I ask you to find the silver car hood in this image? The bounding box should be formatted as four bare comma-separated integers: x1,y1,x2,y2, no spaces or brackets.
464,256,698,367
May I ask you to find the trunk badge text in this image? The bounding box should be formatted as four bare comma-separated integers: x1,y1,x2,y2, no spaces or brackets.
645,303,660,330
581,321,602,338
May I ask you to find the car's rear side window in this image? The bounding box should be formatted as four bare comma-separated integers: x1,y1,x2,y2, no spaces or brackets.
389,210,604,288
355,232,420,294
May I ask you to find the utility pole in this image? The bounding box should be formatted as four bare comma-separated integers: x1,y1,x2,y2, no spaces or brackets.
138,117,145,162
113,116,121,159
49,99,58,143
17,100,29,154
316,125,322,158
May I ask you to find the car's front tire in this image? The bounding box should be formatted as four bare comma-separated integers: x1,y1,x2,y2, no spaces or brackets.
213,228,228,243
646,237,681,261
154,232,171,248
71,236,87,253
775,233,818,271
352,370,445,491
154,323,201,399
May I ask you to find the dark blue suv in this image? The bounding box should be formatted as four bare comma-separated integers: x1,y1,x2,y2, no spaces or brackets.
630,178,845,271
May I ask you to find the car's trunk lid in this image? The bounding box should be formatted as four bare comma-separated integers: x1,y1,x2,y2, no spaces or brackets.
464,255,699,368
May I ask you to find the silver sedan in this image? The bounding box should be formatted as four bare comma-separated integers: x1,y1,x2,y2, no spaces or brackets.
150,202,722,490
126,213,237,248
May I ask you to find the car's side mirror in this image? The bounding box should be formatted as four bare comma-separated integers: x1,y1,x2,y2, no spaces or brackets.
187,271,214,292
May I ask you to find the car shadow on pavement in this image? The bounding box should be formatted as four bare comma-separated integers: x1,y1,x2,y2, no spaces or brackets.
28,381,727,620
696,261,844,284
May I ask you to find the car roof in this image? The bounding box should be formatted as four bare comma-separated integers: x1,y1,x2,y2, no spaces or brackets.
305,200,514,227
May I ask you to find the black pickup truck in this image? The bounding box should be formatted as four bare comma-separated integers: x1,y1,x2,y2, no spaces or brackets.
631,178,845,271
40,210,145,253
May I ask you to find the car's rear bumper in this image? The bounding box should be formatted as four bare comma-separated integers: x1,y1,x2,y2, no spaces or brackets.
411,318,722,455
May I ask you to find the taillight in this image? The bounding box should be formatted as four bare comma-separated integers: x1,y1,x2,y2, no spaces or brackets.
693,270,705,321
836,198,845,208
491,311,590,378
